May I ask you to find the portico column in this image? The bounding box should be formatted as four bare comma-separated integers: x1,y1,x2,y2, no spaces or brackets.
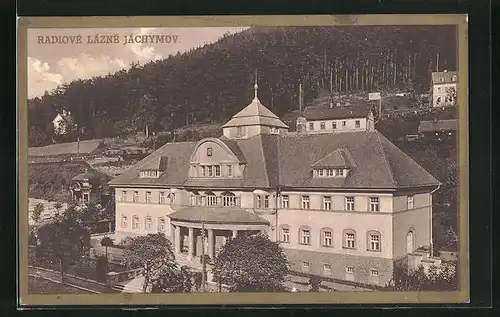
232,230,238,238
174,225,181,254
208,229,214,259
188,227,194,260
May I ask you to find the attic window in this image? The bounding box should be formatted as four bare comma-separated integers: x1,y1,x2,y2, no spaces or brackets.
207,147,213,157
314,168,348,178
140,170,161,178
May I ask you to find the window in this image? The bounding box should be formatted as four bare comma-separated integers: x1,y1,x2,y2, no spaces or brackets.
145,216,152,230
346,266,354,273
301,196,310,209
368,231,381,251
215,165,221,177
345,196,355,211
406,230,415,253
335,168,344,177
157,217,165,231
300,227,311,245
323,264,332,275
133,191,139,203
309,122,314,130
146,191,152,203
322,229,333,247
201,166,206,177
332,121,337,130
206,192,217,206
369,197,380,212
355,120,360,128
121,215,128,228
121,191,127,202
227,165,232,177
207,166,213,177
83,193,89,203
159,191,165,204
236,126,244,138
281,195,289,208
345,266,354,281
318,169,324,177
206,147,213,156
323,196,332,210
370,269,379,277
342,121,346,127
170,193,175,204
222,192,237,207
343,230,356,249
280,226,290,243
256,196,262,208
132,216,139,229
326,168,335,177
264,195,269,208
302,262,311,272
320,122,326,130
407,196,414,209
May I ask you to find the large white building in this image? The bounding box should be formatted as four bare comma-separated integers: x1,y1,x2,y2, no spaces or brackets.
108,83,441,287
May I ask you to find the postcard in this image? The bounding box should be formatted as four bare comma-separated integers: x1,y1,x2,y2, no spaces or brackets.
18,14,469,306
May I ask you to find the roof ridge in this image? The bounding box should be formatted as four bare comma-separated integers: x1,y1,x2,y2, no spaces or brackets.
375,131,398,188
256,134,270,186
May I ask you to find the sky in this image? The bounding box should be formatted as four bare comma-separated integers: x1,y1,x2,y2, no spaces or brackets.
27,27,248,99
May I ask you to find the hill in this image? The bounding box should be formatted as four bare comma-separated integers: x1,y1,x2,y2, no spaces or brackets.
28,25,456,147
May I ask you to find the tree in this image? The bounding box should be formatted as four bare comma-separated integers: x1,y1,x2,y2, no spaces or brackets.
31,203,44,224
445,86,457,106
36,205,90,283
387,262,457,291
212,233,289,292
28,229,38,246
309,275,322,292
124,233,178,293
151,265,193,293
100,236,114,259
444,227,458,251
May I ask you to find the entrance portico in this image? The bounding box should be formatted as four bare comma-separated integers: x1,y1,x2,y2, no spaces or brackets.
168,207,269,261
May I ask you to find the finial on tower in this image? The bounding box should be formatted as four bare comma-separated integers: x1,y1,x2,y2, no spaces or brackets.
254,69,258,99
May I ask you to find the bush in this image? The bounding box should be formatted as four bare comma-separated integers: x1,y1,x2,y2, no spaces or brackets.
95,256,109,282
309,275,322,292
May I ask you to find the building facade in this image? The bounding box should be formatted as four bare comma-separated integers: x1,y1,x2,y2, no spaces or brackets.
429,70,458,108
108,84,440,287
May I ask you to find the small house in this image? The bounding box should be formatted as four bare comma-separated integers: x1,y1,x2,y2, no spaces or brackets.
70,169,103,204
429,71,458,108
52,110,74,135
418,119,457,141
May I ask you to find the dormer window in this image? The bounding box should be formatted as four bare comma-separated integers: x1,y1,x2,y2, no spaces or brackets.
140,169,161,178
314,168,349,178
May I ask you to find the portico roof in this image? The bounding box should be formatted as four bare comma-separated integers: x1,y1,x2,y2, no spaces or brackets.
168,207,269,225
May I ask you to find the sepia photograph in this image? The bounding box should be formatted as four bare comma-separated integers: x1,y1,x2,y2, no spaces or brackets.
18,15,469,305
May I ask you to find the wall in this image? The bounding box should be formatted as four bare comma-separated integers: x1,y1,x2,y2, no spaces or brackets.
305,117,368,134
393,192,430,212
277,208,393,259
283,247,394,286
432,83,457,107
392,206,432,259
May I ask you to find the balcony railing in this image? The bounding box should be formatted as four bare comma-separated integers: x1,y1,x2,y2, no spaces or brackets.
190,195,241,208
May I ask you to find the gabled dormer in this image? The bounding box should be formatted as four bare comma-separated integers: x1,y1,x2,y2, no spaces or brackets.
139,156,168,178
311,149,356,178
187,137,246,179
222,77,289,139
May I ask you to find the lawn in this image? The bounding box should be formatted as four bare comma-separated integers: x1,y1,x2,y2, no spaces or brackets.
28,276,91,294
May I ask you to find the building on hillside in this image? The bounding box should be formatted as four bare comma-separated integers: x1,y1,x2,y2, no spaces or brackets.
418,119,457,142
70,169,103,204
52,110,74,135
429,70,458,108
297,102,375,134
107,81,441,287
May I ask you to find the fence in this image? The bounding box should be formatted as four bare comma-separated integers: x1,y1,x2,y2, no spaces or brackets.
107,267,143,287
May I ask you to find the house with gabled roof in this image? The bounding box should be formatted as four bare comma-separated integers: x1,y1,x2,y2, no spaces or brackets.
106,80,441,288
429,70,458,107
52,110,74,135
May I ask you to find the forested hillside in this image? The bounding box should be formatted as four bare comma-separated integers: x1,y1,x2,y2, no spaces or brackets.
28,25,456,147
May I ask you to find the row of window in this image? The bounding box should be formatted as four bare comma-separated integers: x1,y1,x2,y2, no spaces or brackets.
140,170,161,178
309,120,361,131
314,168,346,178
280,195,379,212
121,215,166,231
301,262,379,279
192,192,239,207
120,190,174,204
280,226,382,252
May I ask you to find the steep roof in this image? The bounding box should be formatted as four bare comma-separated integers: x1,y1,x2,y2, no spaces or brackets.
222,97,289,128
139,156,169,170
109,131,440,190
303,103,372,121
418,119,458,133
431,71,458,84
